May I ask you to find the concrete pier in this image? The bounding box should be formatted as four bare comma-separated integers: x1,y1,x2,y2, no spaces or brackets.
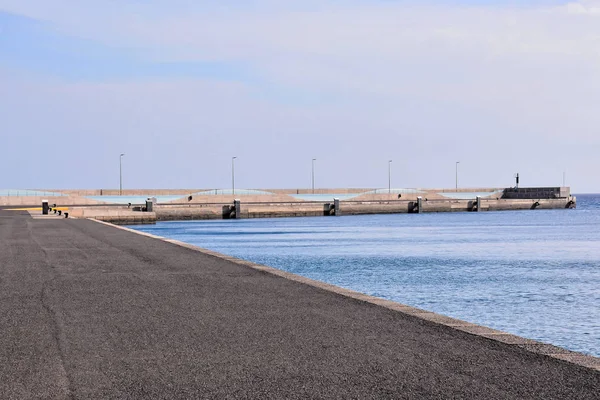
0,210,598,398
0,187,577,224
148,196,574,222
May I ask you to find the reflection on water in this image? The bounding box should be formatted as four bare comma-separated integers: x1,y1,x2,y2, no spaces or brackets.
130,194,600,357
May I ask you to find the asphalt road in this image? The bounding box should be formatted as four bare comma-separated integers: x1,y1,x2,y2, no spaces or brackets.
1,210,598,399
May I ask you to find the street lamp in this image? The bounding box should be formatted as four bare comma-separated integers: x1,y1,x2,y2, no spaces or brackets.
232,157,237,195
119,153,125,195
312,158,316,194
388,160,392,194
455,161,460,190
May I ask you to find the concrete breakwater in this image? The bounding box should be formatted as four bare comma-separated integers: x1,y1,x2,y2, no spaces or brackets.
136,187,576,224
2,187,576,224
154,196,574,222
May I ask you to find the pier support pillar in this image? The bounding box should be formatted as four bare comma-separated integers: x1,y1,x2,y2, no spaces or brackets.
476,196,481,212
416,197,422,213
334,198,340,216
145,197,156,212
233,199,241,219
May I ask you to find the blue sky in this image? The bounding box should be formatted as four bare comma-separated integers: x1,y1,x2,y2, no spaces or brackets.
1,1,599,191
0,11,255,82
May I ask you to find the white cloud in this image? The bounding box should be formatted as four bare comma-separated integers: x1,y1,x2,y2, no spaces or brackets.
565,0,600,14
1,1,600,191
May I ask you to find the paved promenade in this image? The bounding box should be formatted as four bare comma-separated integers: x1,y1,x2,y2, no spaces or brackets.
1,210,598,399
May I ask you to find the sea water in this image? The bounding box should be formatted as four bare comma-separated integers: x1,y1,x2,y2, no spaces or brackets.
129,194,600,357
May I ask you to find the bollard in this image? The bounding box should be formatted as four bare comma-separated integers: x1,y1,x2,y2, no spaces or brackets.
64,212,69,218
476,196,481,212
334,198,340,216
233,199,241,219
42,200,49,215
416,197,422,213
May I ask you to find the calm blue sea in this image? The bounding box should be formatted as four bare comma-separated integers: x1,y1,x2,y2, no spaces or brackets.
130,194,600,357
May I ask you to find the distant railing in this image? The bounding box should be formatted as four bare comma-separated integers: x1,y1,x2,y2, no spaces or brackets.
0,189,66,197
364,188,425,195
193,189,275,196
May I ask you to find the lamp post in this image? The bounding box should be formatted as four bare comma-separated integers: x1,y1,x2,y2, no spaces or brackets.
388,160,392,194
232,157,237,195
455,161,460,190
119,153,125,196
312,158,316,194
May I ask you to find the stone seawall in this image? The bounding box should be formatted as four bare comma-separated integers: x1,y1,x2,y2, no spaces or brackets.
146,197,575,222
67,208,157,225
11,197,577,225
342,198,575,215
5,187,575,224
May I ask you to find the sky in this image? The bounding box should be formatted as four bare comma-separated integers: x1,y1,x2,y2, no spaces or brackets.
1,1,599,192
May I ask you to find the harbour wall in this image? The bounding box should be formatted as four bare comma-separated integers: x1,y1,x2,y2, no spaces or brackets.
67,196,574,224
66,208,157,224
2,187,575,224
154,197,574,222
